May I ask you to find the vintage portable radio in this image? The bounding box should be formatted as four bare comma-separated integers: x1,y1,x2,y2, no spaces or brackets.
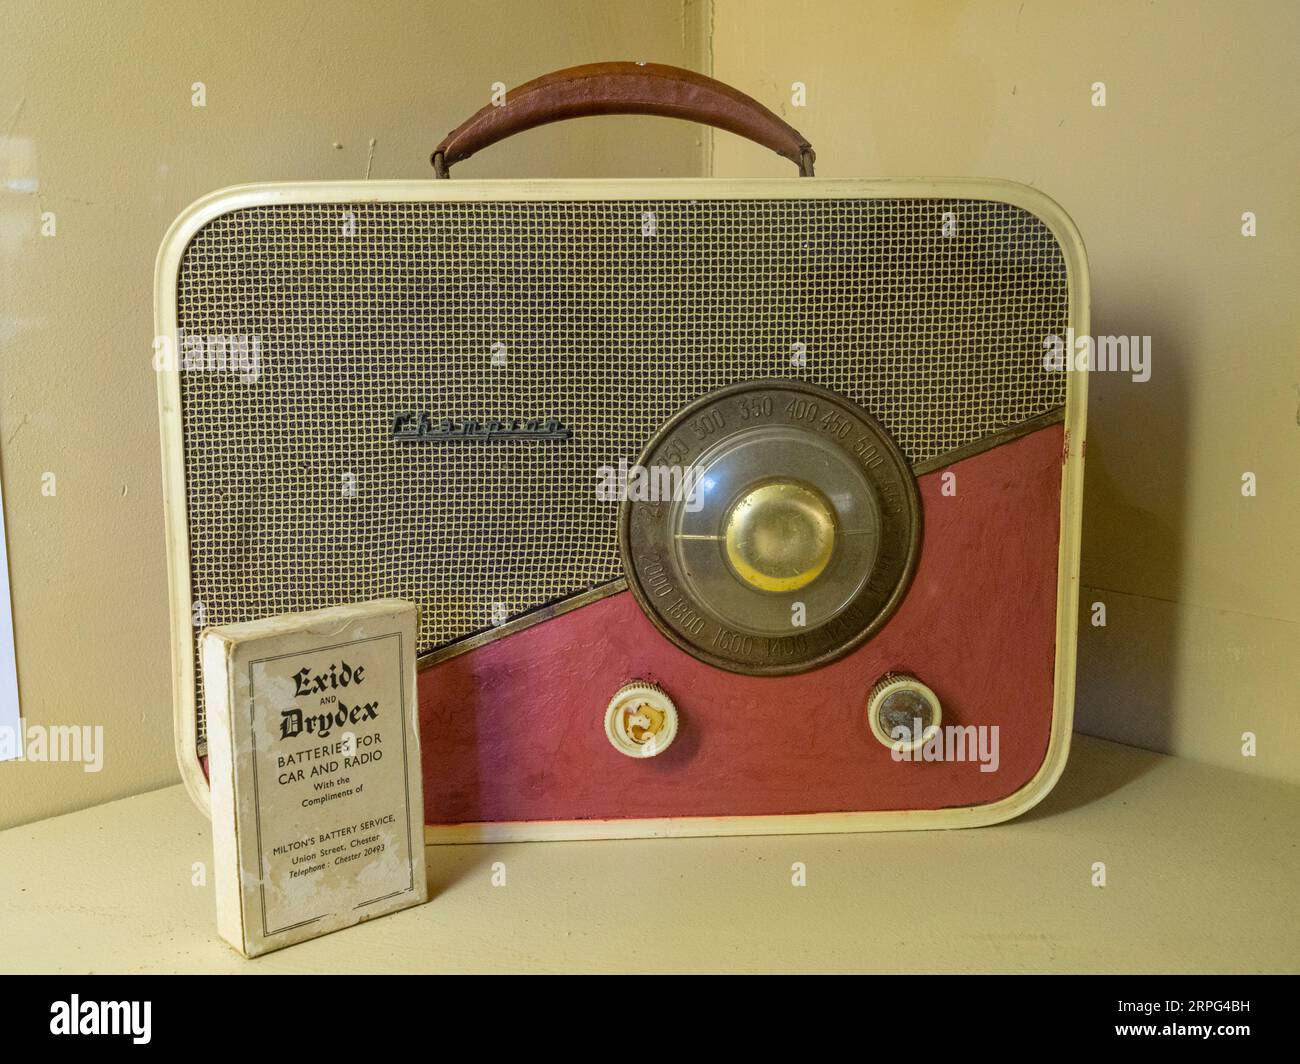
156,63,1088,841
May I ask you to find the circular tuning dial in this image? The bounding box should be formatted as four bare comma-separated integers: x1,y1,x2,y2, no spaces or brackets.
619,380,921,675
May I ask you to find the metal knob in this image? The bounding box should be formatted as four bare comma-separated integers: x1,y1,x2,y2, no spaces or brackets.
868,673,942,752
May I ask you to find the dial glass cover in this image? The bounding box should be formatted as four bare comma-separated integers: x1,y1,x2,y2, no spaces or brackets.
619,380,921,675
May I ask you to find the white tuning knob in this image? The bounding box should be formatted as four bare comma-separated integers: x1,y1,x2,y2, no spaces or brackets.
604,681,679,758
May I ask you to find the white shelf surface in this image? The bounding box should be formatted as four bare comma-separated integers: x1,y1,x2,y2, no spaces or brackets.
0,735,1295,973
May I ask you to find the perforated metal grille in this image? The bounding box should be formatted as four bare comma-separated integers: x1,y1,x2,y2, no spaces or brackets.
175,197,1068,747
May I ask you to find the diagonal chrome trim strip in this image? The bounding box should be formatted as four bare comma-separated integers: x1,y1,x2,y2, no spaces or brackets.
418,581,628,670
911,407,1065,475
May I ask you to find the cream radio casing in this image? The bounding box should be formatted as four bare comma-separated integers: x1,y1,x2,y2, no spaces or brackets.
155,62,1088,842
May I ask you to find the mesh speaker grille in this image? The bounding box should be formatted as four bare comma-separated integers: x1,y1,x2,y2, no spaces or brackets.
175,197,1068,748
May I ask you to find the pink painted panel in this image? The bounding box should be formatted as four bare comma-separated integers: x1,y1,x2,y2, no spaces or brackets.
419,425,1065,824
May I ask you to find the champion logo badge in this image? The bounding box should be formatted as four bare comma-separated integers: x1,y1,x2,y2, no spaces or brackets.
390,412,571,442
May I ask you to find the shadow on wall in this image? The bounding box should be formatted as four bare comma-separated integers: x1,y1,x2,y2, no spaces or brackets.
1073,287,1191,758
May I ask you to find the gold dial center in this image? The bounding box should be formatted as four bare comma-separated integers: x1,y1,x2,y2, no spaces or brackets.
723,480,837,593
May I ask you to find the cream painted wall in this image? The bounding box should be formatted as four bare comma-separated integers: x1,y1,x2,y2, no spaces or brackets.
1,0,1294,832
0,0,709,828
709,0,1299,781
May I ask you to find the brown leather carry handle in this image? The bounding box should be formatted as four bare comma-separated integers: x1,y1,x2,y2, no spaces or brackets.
432,61,815,177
